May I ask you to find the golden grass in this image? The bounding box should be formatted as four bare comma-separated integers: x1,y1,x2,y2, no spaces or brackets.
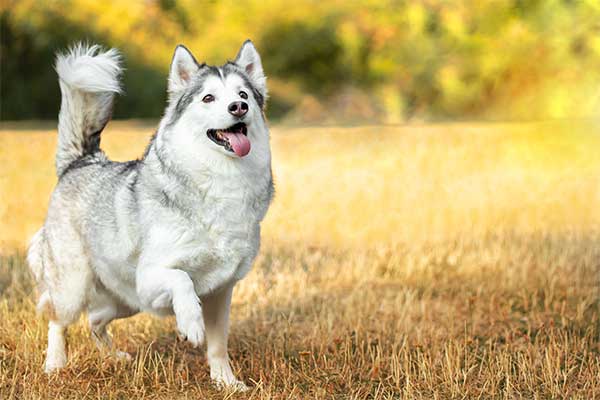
1,121,600,398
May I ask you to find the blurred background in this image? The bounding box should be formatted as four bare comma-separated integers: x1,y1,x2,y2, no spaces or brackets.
2,2,600,397
2,0,600,124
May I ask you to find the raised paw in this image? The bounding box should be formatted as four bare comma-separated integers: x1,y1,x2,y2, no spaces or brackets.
177,318,205,348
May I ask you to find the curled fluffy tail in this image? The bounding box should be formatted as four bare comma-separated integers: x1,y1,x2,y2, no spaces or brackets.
55,43,122,176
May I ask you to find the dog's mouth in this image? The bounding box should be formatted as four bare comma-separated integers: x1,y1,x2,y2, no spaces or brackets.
207,122,250,157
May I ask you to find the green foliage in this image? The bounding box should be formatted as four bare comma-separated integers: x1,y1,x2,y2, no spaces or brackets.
2,0,600,121
261,21,348,94
0,7,166,120
0,10,90,119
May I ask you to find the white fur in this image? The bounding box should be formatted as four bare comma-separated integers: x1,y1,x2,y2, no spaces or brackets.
136,55,271,388
29,42,272,391
236,40,268,98
45,322,67,373
54,43,122,176
168,45,199,95
55,43,122,93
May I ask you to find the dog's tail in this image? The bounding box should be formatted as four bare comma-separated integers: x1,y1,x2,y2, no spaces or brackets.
54,43,122,177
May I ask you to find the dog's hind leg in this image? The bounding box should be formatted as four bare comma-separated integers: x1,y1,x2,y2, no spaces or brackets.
88,284,136,360
45,321,68,373
28,230,70,373
42,230,93,373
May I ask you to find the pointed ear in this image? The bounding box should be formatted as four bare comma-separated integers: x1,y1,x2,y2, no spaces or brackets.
168,45,200,94
235,40,267,97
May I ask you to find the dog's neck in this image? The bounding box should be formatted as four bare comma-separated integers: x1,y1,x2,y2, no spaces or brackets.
140,124,272,214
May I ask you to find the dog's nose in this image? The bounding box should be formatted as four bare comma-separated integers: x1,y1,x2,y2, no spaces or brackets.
228,101,248,117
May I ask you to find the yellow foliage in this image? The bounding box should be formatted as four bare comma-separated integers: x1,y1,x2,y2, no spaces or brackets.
5,0,600,120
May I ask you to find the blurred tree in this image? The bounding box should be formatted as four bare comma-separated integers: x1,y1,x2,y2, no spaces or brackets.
1,0,599,122
1,9,97,119
261,21,348,94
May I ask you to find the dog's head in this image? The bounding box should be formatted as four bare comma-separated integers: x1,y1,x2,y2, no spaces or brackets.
160,41,269,164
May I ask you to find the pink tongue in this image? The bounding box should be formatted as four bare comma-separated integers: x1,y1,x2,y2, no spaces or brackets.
222,132,251,157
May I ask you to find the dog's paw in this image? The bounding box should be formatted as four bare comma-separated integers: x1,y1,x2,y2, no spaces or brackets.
210,359,248,391
114,350,133,361
213,377,249,392
177,318,205,348
44,354,67,374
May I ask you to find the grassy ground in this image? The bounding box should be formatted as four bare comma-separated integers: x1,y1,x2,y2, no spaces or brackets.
1,121,600,398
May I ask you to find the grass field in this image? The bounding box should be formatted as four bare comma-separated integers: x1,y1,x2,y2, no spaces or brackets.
1,121,600,398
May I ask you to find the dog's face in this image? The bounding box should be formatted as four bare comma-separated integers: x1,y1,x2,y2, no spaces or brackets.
161,41,269,165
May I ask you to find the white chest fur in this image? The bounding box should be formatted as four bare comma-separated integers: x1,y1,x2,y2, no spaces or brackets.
171,163,272,295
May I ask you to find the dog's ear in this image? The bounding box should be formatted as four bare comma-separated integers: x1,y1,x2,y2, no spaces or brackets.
168,45,200,95
235,40,267,98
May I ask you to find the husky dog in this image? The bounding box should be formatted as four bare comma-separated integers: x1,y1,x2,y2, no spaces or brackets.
27,41,273,390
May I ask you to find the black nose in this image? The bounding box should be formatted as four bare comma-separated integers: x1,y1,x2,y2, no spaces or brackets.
228,101,248,117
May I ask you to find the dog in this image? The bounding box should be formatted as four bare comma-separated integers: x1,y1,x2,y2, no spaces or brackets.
27,40,273,390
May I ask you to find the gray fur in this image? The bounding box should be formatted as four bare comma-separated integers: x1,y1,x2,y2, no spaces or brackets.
28,41,273,389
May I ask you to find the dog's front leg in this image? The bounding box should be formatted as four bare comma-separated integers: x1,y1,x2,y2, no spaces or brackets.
137,267,205,347
203,282,247,391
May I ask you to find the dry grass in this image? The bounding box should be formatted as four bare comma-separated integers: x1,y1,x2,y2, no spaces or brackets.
1,121,600,399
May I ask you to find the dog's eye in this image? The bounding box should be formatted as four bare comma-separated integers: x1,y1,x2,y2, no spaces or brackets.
202,94,215,103
239,91,248,100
